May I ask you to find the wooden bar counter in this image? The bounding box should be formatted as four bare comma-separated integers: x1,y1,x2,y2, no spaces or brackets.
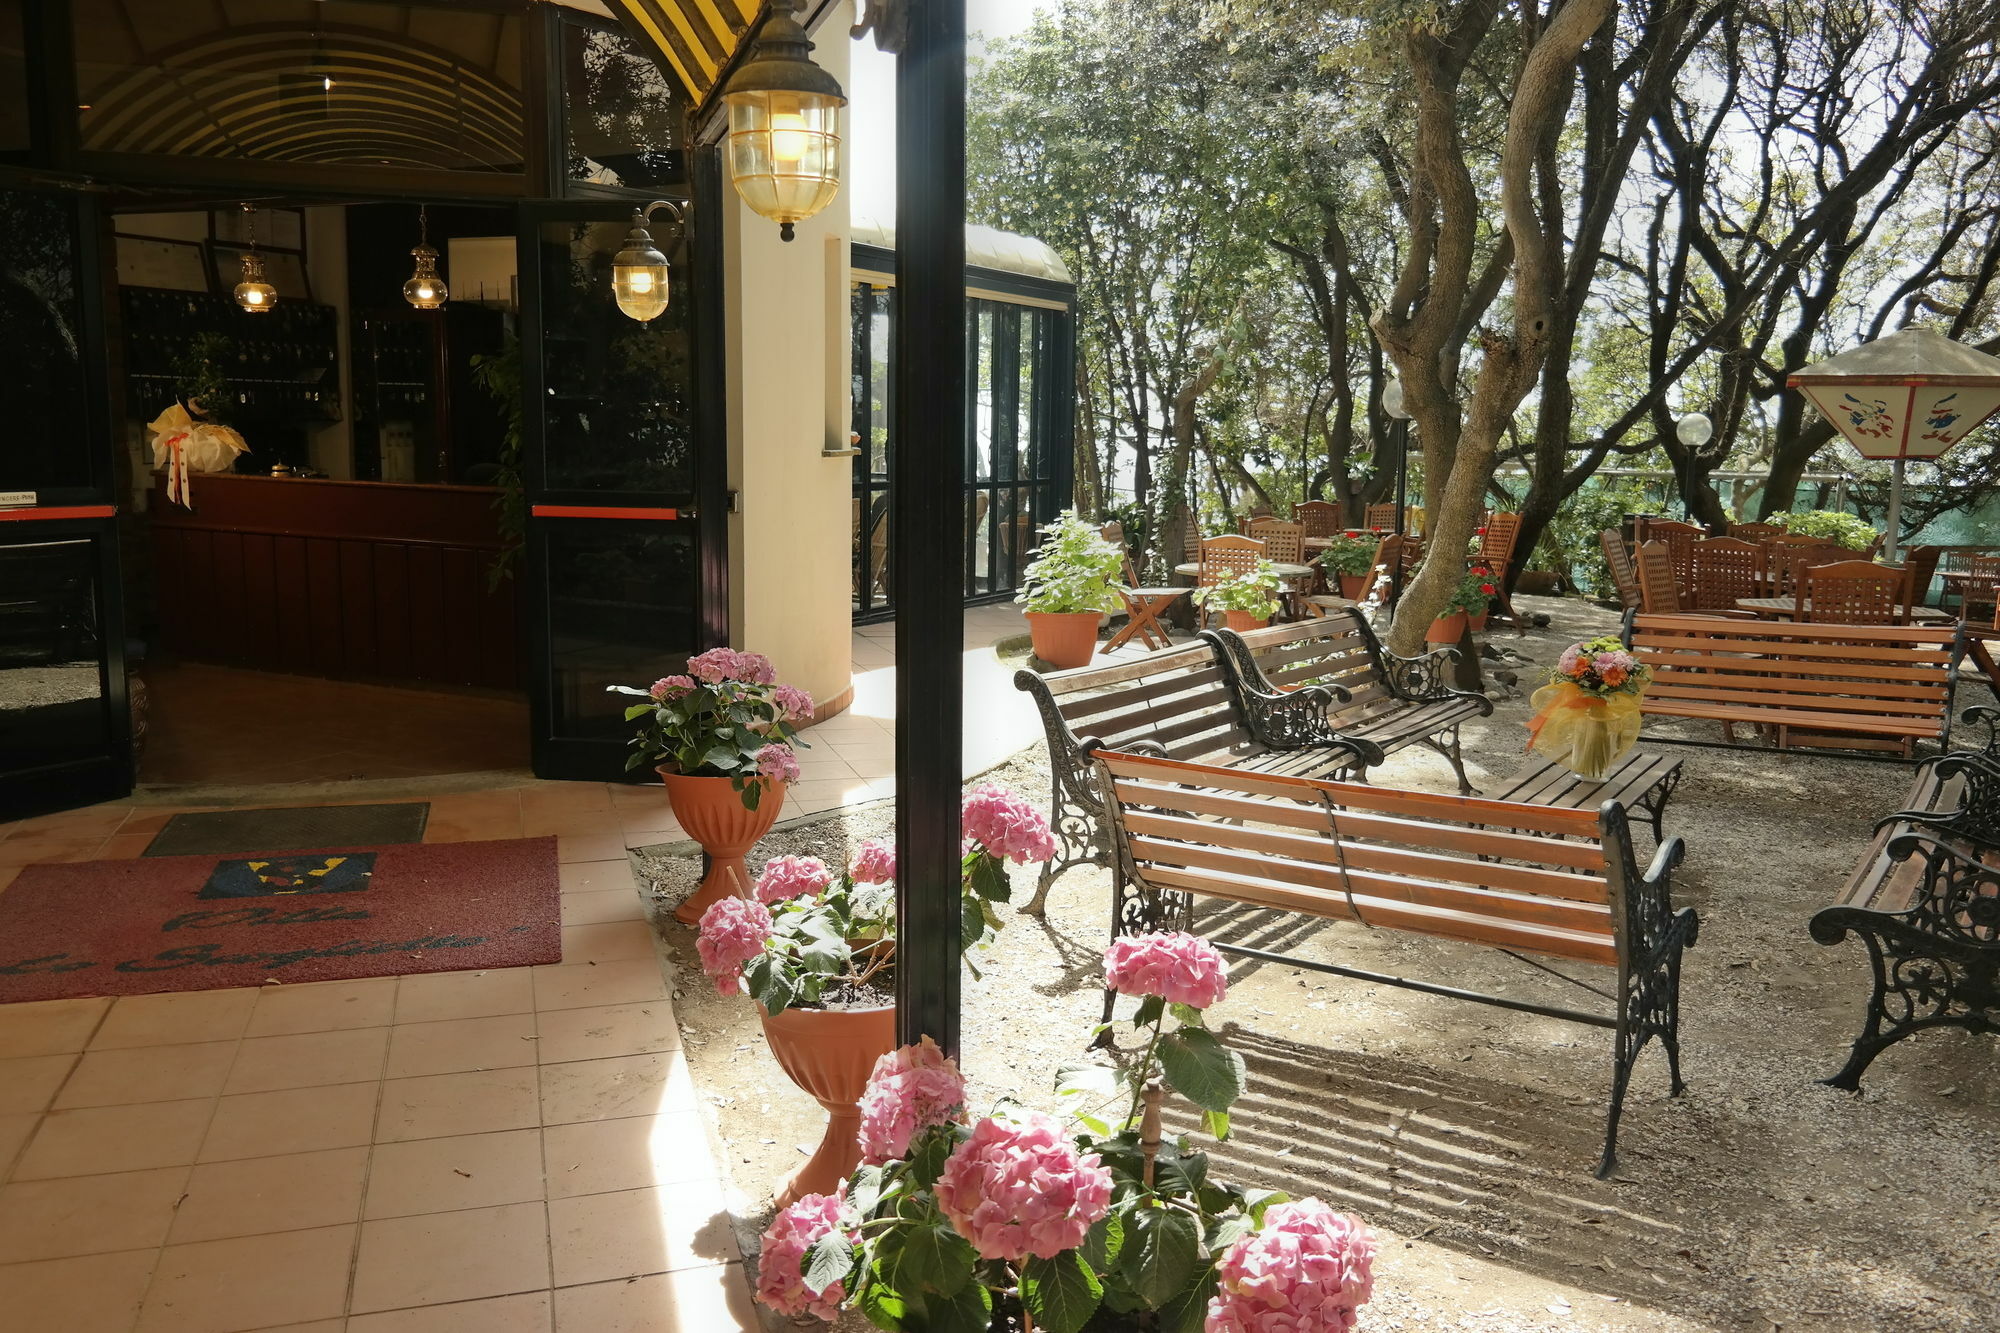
149,473,521,690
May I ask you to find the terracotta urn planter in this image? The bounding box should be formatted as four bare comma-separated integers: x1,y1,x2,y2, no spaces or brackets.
1025,610,1102,669
1467,607,1490,633
1426,612,1468,645
760,1001,898,1207
658,769,784,925
1224,610,1271,632
1337,573,1370,600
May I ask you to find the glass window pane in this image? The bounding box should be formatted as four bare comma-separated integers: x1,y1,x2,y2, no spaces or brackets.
563,21,686,189
0,536,110,769
0,0,27,153
0,191,89,494
537,218,693,495
73,1,526,173
544,521,695,741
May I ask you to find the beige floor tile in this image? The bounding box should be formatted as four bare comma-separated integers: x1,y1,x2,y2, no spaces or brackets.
14,1098,214,1180
0,1166,189,1262
548,1180,738,1287
530,959,666,1012
245,1323,345,1332
0,1112,35,1172
522,811,622,841
557,921,658,965
0,1247,159,1333
246,977,399,1036
224,1026,390,1096
136,1224,356,1333
560,890,647,926
0,1053,76,1114
534,1002,679,1066
349,1290,552,1332
55,1041,236,1109
90,989,258,1050
0,997,109,1058
541,1113,715,1199
168,1147,368,1244
362,1128,544,1219
538,1052,696,1126
200,1082,380,1162
556,859,635,894
375,1068,540,1143
384,1013,538,1081
553,1264,757,1333
558,833,627,863
350,1201,549,1314
395,969,535,1025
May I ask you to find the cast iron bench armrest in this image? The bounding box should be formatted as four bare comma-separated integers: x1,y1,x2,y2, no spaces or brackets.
1873,751,2000,850
1617,827,1699,967
1382,645,1494,714
1235,681,1355,754
1964,704,2000,756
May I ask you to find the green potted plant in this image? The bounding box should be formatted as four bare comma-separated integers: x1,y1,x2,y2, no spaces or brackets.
752,931,1379,1332
696,785,1057,1207
1424,565,1493,645
1194,560,1283,631
1316,531,1380,600
608,650,813,924
1464,562,1499,632
1017,510,1127,669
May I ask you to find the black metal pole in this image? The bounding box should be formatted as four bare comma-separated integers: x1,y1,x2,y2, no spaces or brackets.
892,0,966,1056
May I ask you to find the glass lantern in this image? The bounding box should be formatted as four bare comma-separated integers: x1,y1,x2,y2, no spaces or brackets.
403,243,448,310
719,0,845,242
611,213,674,322
234,251,277,314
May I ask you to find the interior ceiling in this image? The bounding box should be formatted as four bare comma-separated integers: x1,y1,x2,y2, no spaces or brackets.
591,0,763,105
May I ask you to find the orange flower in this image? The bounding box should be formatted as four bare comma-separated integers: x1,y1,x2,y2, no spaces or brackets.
1600,664,1628,687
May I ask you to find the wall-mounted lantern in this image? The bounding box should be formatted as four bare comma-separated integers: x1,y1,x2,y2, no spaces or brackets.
721,0,845,242
611,200,687,323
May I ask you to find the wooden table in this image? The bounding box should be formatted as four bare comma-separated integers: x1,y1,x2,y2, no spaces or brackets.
1497,750,1684,842
1173,561,1315,580
1735,597,1954,625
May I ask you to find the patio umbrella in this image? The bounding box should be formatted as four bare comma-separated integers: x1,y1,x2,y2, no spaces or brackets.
1789,326,2000,559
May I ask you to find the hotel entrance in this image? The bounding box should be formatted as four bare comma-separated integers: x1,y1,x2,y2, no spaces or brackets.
0,1,727,817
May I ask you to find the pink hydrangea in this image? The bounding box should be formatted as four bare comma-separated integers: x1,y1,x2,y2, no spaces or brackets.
755,743,801,783
773,684,816,721
960,784,1058,865
754,854,835,905
687,648,740,684
648,674,695,701
734,651,778,685
1105,931,1230,1009
849,838,897,886
695,896,773,996
934,1112,1113,1261
755,1190,850,1320
1205,1200,1376,1333
856,1036,968,1164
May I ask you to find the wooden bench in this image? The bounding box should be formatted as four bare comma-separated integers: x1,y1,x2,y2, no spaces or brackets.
1810,732,2000,1090
1626,613,1966,759
1209,609,1495,793
1013,639,1378,912
1495,750,1683,843
1090,748,1698,1177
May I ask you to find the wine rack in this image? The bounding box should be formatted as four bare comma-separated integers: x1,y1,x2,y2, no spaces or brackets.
119,287,340,426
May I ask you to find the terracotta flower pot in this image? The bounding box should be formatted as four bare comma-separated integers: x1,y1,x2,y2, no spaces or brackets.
1337,573,1370,600
1467,609,1489,633
1026,610,1103,669
658,769,784,925
760,1001,897,1207
1427,612,1468,645
1224,610,1271,632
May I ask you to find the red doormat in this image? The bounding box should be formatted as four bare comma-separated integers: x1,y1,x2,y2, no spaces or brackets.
0,837,562,1003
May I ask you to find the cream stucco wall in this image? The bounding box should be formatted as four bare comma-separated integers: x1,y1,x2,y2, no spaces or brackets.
722,1,856,715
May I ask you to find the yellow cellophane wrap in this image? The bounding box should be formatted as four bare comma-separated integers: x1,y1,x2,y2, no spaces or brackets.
1524,681,1643,781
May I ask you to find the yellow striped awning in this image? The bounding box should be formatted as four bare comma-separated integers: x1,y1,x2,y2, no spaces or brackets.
600,0,765,104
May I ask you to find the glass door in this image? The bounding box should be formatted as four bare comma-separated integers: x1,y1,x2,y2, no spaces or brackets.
518,195,723,780
0,186,132,817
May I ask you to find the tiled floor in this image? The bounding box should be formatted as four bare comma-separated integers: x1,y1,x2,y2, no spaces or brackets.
0,790,756,1333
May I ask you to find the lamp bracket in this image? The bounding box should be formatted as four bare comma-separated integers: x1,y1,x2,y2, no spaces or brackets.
637,200,688,228
850,0,907,53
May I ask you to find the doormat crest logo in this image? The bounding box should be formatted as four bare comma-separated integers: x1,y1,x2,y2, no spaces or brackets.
198,853,377,900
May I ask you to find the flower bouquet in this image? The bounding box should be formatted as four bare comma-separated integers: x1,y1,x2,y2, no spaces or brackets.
755,931,1378,1333
1525,635,1653,781
696,785,1059,1204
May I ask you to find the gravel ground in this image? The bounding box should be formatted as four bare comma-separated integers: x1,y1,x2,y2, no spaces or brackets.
635,596,2000,1333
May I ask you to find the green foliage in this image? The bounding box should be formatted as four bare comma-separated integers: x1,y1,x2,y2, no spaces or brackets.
1772,509,1880,551
172,333,234,423
1190,561,1281,618
1016,509,1125,614
1316,533,1379,576
469,338,526,590
609,673,804,792
1530,481,1651,599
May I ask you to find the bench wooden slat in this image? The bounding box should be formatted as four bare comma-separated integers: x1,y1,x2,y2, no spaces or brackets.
1638,665,1949,697
1636,633,1954,666
1036,644,1214,694
1632,615,1957,645
1123,809,1612,905
1143,865,1621,967
1643,699,1944,737
1647,682,1947,717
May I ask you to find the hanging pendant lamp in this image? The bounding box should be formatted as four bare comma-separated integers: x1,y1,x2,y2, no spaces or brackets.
233,205,277,314
720,0,846,241
403,205,448,310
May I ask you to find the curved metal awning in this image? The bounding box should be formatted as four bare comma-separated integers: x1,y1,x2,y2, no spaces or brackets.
579,0,764,104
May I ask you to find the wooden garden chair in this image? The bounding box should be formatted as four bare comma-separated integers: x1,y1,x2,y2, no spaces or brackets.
1472,512,1523,628
1248,519,1312,617
1729,521,1781,542
1900,545,1943,621
1635,540,1685,614
1797,560,1906,625
1099,521,1185,654
1293,499,1343,538
1687,536,1768,613
1363,501,1399,531
1770,543,1851,598
1601,529,1641,611
1635,518,1704,591
1196,534,1266,630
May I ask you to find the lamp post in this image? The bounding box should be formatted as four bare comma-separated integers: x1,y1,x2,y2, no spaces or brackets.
1381,377,1413,605
1790,326,2000,561
1674,411,1713,525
